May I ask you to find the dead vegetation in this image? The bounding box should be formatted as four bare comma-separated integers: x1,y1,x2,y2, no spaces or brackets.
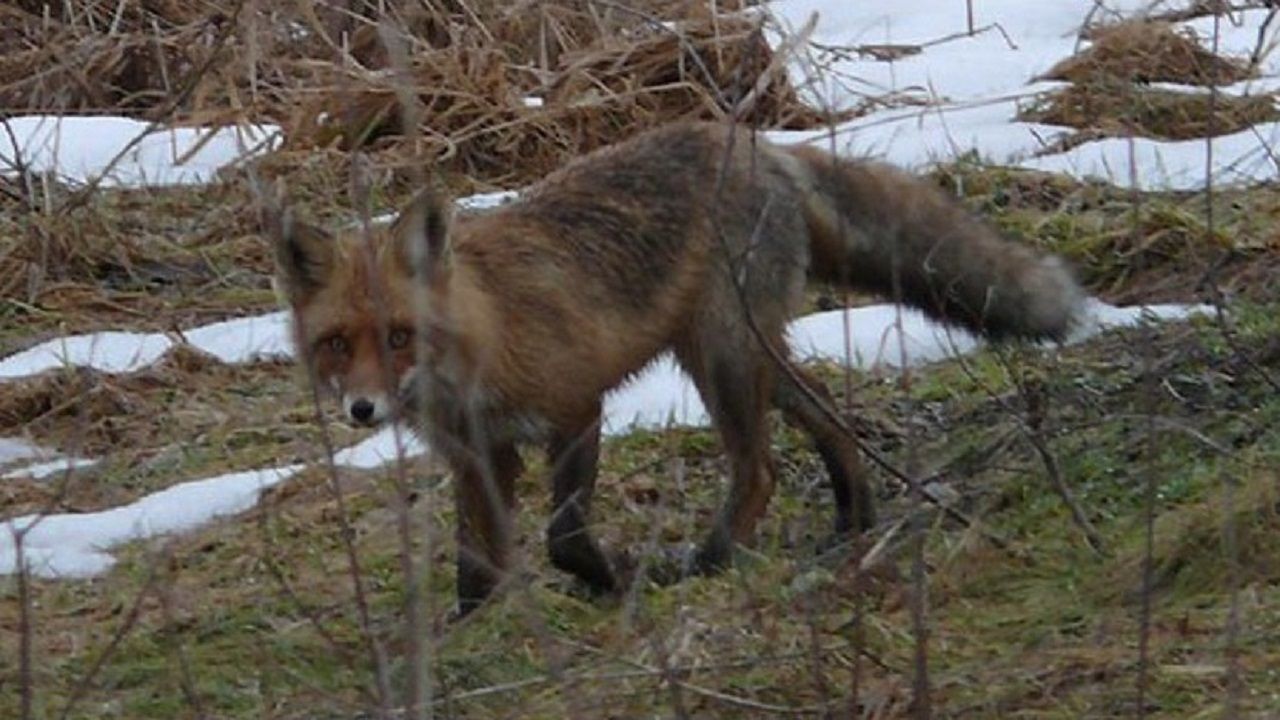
1021,19,1279,144
1,0,826,187
1046,20,1255,86
282,9,824,187
0,0,836,336
3,2,1280,718
925,152,1280,308
0,348,311,518
1021,81,1279,140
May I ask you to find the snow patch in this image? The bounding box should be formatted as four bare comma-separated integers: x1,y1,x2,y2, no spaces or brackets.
764,1,1280,190
0,437,60,467
1,465,302,578
604,356,709,435
458,190,520,210
0,332,174,380
0,116,279,187
3,457,99,481
332,426,428,469
181,312,294,365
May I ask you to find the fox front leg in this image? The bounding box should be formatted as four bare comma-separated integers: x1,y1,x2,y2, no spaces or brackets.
452,442,521,616
545,414,622,594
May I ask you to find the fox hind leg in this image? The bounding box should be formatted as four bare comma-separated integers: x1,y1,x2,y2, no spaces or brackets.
673,339,779,577
545,412,619,594
773,362,876,536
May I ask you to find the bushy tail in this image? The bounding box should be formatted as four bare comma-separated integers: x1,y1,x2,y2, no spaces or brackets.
780,144,1084,340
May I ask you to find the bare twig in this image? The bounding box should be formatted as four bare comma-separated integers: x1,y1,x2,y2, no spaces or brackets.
1207,12,1246,718
585,0,732,110
1248,4,1279,67
58,559,166,720
1129,131,1156,720
300,329,396,716
889,177,931,720
956,348,1107,556
254,507,376,705
730,12,817,121
0,117,38,210
16,535,33,720
355,26,429,709
156,560,209,719
564,639,835,716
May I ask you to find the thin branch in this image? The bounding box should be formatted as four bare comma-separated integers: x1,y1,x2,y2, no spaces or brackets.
16,535,33,720
302,331,396,716
1208,11,1246,718
1129,131,1156,720
58,560,166,720
955,348,1107,556
584,0,731,110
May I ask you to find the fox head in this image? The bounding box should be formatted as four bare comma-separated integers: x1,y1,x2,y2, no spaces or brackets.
265,189,466,428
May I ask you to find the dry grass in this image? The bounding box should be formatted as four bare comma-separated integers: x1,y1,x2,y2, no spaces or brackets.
1022,19,1277,144
1044,20,1255,86
0,348,314,519
1021,82,1280,141
933,160,1280,304
0,0,827,188
281,5,829,187
0,180,274,354
0,0,834,337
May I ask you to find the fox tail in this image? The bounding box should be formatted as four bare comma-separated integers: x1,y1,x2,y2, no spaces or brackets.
781,144,1084,340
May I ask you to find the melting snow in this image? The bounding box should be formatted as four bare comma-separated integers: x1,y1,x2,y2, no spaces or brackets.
1,466,302,578
0,115,279,187
2,457,99,481
765,2,1280,190
0,331,174,380
0,437,61,467
332,426,427,469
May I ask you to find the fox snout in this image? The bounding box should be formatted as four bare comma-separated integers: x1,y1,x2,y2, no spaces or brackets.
343,393,393,427
338,366,419,427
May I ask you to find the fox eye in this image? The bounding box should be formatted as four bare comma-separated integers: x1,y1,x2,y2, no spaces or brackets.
388,327,412,349
323,335,348,354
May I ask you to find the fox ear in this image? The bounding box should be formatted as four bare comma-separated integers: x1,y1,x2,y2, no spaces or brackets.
394,188,454,278
262,201,335,304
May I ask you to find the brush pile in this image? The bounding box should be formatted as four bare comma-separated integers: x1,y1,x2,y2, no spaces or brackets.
1,0,829,188
1021,20,1278,144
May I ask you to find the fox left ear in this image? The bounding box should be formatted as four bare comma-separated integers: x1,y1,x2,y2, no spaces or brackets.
394,188,454,278
262,199,336,305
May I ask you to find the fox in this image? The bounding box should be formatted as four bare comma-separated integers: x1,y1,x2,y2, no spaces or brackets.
266,121,1084,615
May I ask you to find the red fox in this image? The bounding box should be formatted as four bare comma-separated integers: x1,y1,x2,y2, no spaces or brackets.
266,121,1083,614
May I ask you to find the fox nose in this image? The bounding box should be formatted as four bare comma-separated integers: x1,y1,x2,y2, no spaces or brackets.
349,398,376,424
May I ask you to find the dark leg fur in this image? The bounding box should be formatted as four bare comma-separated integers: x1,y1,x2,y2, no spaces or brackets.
453,442,522,615
545,415,618,593
773,363,875,534
677,347,778,575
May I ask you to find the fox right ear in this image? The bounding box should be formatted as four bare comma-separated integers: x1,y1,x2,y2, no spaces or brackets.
262,202,335,304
